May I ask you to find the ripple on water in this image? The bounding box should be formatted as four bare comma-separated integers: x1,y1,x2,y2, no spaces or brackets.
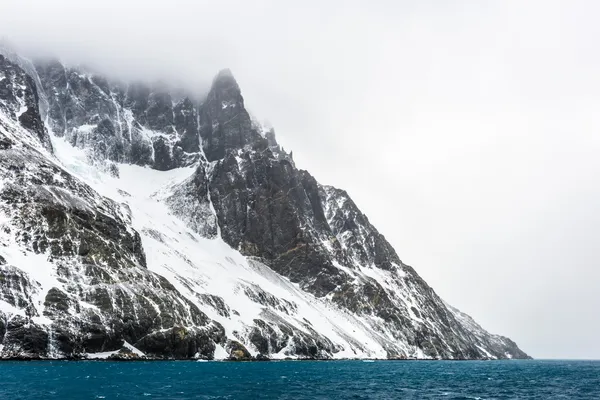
0,360,598,399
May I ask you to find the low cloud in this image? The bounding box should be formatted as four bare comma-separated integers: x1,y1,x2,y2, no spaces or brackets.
2,0,599,358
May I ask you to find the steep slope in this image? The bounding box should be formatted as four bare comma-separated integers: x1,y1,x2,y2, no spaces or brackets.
0,52,529,360
0,55,226,359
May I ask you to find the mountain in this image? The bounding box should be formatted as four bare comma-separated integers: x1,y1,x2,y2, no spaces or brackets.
0,50,529,360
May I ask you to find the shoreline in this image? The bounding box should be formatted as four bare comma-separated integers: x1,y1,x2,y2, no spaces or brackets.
0,356,530,362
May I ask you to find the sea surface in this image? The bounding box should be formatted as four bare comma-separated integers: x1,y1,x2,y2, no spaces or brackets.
0,359,598,399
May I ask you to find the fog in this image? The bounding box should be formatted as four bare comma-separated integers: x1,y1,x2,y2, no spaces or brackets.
2,0,599,359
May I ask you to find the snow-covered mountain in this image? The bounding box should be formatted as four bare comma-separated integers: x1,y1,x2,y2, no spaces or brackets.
0,50,529,360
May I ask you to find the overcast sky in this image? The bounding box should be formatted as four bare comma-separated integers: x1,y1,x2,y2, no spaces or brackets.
2,0,599,359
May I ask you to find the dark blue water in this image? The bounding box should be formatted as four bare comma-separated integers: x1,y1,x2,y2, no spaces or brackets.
1,360,598,399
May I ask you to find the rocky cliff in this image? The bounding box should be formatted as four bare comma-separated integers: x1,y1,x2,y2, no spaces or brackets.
0,51,529,360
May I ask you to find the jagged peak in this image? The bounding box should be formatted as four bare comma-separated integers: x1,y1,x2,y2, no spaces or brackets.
265,128,277,147
214,68,235,82
209,68,241,96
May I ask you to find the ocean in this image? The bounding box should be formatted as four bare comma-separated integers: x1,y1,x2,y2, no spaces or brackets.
0,359,598,399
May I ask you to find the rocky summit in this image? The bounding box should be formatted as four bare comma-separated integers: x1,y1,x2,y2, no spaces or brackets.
0,48,530,360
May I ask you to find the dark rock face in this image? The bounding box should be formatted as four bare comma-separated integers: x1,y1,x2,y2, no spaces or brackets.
152,136,174,171
124,82,151,127
0,55,52,151
198,69,266,161
246,314,339,359
208,151,345,297
226,340,252,360
0,52,529,360
143,88,174,132
33,59,200,171
136,324,225,359
174,97,200,153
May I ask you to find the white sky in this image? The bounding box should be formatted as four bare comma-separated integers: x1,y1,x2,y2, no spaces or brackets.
2,0,599,359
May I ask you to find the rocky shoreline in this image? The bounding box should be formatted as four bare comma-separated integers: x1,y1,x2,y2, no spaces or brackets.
0,355,517,362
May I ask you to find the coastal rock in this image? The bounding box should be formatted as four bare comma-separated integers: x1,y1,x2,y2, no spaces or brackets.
226,340,252,361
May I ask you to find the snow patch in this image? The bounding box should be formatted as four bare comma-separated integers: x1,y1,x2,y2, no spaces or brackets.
213,344,229,360
123,341,145,357
16,106,27,118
